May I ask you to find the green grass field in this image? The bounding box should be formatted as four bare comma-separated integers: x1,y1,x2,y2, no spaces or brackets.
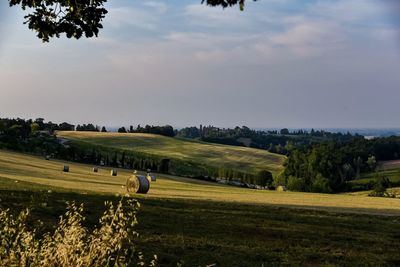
350,162,400,190
56,131,285,176
1,150,400,266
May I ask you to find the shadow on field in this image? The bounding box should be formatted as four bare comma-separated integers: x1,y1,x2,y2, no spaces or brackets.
1,189,400,267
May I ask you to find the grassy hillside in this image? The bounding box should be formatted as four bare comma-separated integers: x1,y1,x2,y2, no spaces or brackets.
1,150,400,266
349,161,400,191
0,149,399,215
57,131,285,176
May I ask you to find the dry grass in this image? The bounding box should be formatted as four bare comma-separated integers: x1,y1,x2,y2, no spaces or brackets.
1,150,400,216
56,131,285,175
0,197,157,266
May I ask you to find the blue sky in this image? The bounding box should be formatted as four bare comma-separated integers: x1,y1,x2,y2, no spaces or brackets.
1,0,399,128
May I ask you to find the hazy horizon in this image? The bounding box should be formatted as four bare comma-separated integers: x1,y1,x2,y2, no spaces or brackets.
1,0,399,129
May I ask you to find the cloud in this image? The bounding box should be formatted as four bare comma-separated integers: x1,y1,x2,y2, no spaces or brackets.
270,19,346,57
311,0,386,23
106,7,160,30
143,1,168,13
184,4,250,28
1,0,400,128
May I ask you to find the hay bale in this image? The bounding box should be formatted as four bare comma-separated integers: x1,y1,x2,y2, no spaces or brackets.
111,169,117,176
93,167,99,173
126,176,139,193
45,155,50,160
126,175,150,194
63,165,69,172
276,185,287,192
136,175,150,194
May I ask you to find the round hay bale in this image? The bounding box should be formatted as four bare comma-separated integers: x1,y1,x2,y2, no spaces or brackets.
276,185,287,192
45,155,50,160
126,175,150,194
111,169,117,176
126,176,139,193
93,167,99,173
136,175,150,194
63,165,69,172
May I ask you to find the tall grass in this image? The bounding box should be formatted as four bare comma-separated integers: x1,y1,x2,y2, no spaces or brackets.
0,197,157,267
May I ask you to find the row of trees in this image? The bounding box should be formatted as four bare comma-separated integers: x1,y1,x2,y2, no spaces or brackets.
177,125,359,155
117,125,175,137
0,118,176,138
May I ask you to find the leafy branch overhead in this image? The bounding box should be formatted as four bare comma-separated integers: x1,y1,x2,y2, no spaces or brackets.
8,0,108,42
8,0,257,42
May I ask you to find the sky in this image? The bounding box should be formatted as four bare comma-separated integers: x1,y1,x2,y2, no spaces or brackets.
0,0,400,129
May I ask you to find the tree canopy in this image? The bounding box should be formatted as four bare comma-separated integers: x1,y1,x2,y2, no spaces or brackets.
8,0,256,42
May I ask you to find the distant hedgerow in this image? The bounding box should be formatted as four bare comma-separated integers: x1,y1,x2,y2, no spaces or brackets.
0,197,157,266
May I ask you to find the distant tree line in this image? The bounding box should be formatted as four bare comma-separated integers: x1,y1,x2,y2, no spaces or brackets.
116,125,175,137
76,123,99,131
0,118,73,153
177,125,358,155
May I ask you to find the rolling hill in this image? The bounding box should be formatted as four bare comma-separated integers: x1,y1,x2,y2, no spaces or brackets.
56,131,286,177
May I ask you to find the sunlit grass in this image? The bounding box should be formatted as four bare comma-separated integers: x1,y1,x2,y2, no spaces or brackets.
56,131,285,175
1,150,400,216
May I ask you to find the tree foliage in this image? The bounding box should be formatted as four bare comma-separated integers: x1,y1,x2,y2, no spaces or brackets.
9,0,108,42
284,137,400,192
177,125,359,155
201,0,255,11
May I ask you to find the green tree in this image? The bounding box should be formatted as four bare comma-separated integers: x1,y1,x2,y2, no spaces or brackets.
257,170,273,187
280,128,290,135
369,175,390,197
287,176,306,192
367,155,377,171
0,121,5,133
273,172,287,187
30,122,40,133
311,174,331,193
118,127,127,133
353,156,363,179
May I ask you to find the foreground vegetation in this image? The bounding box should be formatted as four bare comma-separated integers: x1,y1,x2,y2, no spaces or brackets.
1,184,400,266
0,197,157,267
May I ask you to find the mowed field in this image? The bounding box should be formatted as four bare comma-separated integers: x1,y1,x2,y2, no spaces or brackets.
1,150,400,266
57,131,285,175
0,150,399,215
